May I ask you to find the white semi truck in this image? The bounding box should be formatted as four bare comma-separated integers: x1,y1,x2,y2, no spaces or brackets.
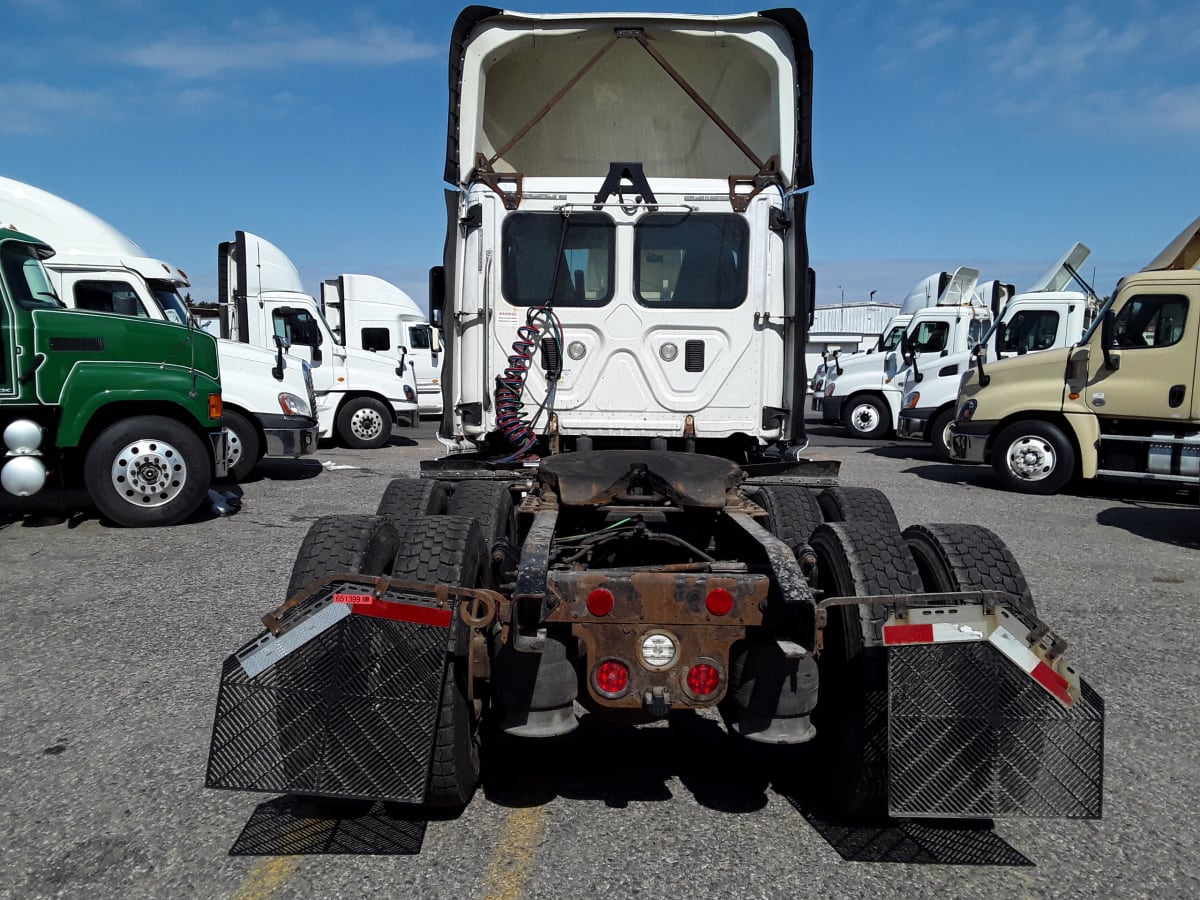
0,177,318,481
207,8,1103,823
320,273,443,415
820,268,994,437
897,243,1097,458
218,231,420,449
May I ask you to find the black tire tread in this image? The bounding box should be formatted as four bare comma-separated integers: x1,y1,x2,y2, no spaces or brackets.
747,484,824,553
817,486,901,532
809,521,921,817
446,481,518,588
285,515,399,599
392,516,486,807
376,477,450,519
902,523,1037,619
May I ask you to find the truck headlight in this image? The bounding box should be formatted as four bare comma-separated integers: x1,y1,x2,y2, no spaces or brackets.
956,399,978,422
825,382,836,397
278,392,311,416
905,391,920,409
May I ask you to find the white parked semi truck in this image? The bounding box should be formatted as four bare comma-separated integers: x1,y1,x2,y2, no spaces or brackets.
897,243,1096,458
206,7,1103,823
0,178,318,481
820,268,994,438
320,273,443,415
218,231,420,449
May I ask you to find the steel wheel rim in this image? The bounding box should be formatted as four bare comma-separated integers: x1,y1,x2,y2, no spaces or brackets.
224,428,243,471
111,439,187,507
350,407,385,441
850,403,880,433
939,419,954,453
1005,436,1056,481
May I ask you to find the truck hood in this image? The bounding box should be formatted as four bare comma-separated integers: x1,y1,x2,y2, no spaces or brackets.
1027,242,1091,292
445,8,812,188
962,345,1072,407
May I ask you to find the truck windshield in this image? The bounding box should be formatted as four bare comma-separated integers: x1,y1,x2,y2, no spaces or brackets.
0,241,62,309
878,325,905,351
147,279,191,325
635,213,748,309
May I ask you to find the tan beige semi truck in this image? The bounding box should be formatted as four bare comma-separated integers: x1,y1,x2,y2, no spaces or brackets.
950,216,1200,494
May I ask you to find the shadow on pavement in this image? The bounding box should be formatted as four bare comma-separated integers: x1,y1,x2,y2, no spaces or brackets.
251,458,325,481
1096,505,1200,549
482,712,1032,866
229,795,427,856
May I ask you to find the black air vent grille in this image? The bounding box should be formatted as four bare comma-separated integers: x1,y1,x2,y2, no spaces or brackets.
540,337,561,373
684,340,705,372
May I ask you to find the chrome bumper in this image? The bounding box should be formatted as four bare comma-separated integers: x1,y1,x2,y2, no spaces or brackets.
896,412,928,441
261,415,320,459
948,425,989,463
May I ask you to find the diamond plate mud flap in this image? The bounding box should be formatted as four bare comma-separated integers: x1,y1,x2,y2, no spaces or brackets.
884,604,1104,819
205,577,472,805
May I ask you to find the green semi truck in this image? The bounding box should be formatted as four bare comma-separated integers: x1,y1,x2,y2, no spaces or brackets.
1,227,228,526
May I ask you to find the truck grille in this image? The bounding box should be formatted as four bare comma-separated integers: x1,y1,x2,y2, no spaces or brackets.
303,361,317,415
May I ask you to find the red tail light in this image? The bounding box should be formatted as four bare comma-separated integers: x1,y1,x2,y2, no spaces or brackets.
705,588,734,616
586,588,615,617
594,659,630,696
686,663,721,697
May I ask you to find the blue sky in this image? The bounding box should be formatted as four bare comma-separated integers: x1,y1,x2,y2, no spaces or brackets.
2,0,1197,309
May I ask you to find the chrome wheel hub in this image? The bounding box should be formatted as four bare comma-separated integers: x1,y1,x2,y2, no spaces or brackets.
850,404,880,433
1005,436,1055,481
350,407,386,442
112,439,187,506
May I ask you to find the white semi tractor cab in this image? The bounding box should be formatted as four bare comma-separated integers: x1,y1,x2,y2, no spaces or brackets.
0,177,318,481
821,268,992,438
811,313,912,409
897,243,1097,458
320,274,443,415
218,232,420,449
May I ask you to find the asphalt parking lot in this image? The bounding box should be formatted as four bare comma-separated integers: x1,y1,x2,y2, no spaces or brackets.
2,414,1198,899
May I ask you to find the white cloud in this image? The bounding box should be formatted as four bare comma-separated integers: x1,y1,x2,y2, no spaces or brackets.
913,20,957,52
122,23,438,79
0,82,112,135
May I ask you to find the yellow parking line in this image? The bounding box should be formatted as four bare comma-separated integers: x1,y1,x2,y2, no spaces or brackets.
232,857,302,900
479,806,547,900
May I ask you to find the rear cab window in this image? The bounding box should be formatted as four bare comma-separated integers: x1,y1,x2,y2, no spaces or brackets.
634,213,748,309
502,213,614,307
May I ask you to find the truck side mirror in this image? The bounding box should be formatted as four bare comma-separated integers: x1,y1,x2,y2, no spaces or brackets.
271,334,290,380
429,266,446,328
806,267,816,328
1101,309,1120,370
